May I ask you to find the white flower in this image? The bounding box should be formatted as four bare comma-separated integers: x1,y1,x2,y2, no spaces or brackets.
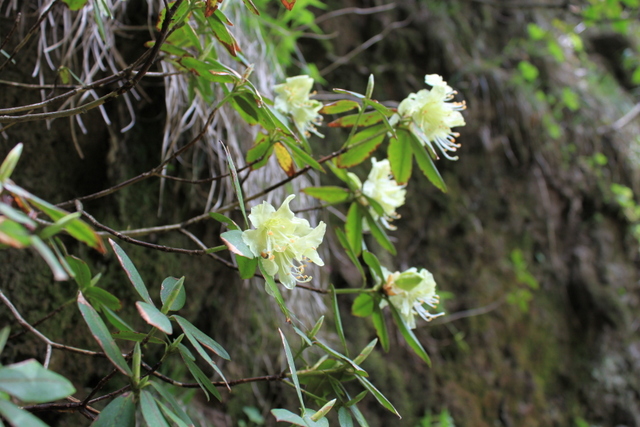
396,74,466,160
347,158,406,230
274,75,323,137
242,195,326,289
379,266,442,329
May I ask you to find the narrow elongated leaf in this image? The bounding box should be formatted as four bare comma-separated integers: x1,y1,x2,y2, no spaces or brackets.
77,292,132,376
303,187,351,204
313,341,366,376
330,285,348,353
362,209,396,255
387,135,413,185
0,143,22,182
223,144,248,226
279,137,324,172
90,392,135,427
0,359,75,403
112,331,164,345
246,134,273,170
173,316,230,360
30,236,68,281
349,403,370,427
241,0,260,14
207,10,240,56
150,382,194,427
279,329,304,410
259,262,291,321
62,0,89,10
109,239,152,305
362,251,384,283
320,100,360,114
220,230,253,258
39,212,82,240
65,256,91,289
209,212,240,231
136,302,172,334
0,203,35,227
0,326,9,355
311,399,336,422
179,347,222,401
352,339,378,365
334,228,365,281
371,303,389,352
160,276,186,313
274,142,295,176
332,88,365,99
156,399,191,427
354,375,399,417
102,306,134,333
85,287,122,311
0,399,49,427
406,129,447,192
389,303,431,365
345,203,363,257
271,408,306,425
140,390,170,427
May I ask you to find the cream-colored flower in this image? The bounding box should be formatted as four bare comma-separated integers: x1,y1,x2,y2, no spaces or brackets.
396,74,466,160
379,266,442,329
347,158,406,230
274,75,323,137
242,195,326,289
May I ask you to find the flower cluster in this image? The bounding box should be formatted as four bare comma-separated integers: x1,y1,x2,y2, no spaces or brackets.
274,75,323,137
395,74,466,160
242,195,326,289
379,266,442,329
348,158,406,230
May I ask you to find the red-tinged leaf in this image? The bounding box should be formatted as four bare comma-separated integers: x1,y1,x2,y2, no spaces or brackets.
204,0,219,17
274,142,295,177
337,124,387,168
328,111,385,128
207,10,240,56
136,302,172,334
320,100,360,115
220,230,254,258
387,135,413,185
281,0,296,10
77,292,132,376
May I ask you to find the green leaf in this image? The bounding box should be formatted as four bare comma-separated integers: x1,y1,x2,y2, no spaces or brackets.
90,392,135,427
209,212,240,231
328,111,385,128
61,0,89,10
85,287,122,311
236,255,258,279
279,136,324,172
387,135,413,185
0,326,9,356
354,375,399,417
334,227,365,282
109,239,153,305
279,328,305,410
178,57,240,84
220,230,253,258
312,399,336,421
349,403,370,427
351,294,374,317
345,203,363,257
320,100,360,115
313,340,367,376
337,125,387,168
330,285,348,353
303,186,351,204
259,262,291,321
0,359,75,403
136,301,173,334
140,390,170,427
77,292,132,376
352,339,378,365
112,331,164,345
223,144,248,226
527,23,546,40
30,236,69,281
405,129,447,192
150,382,194,427
332,88,365,99
246,133,274,170
207,10,240,56
241,0,260,14
389,303,431,365
160,276,186,313
179,346,222,401
0,399,49,427
65,256,92,290
362,209,396,255
518,60,539,82
271,408,307,426
102,306,134,333
362,251,383,283
231,94,261,125
338,407,354,427
371,304,389,352
0,203,35,227
39,212,82,240
0,143,22,182
156,399,191,427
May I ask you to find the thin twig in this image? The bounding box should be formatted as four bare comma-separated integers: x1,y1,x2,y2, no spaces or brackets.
0,12,21,53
